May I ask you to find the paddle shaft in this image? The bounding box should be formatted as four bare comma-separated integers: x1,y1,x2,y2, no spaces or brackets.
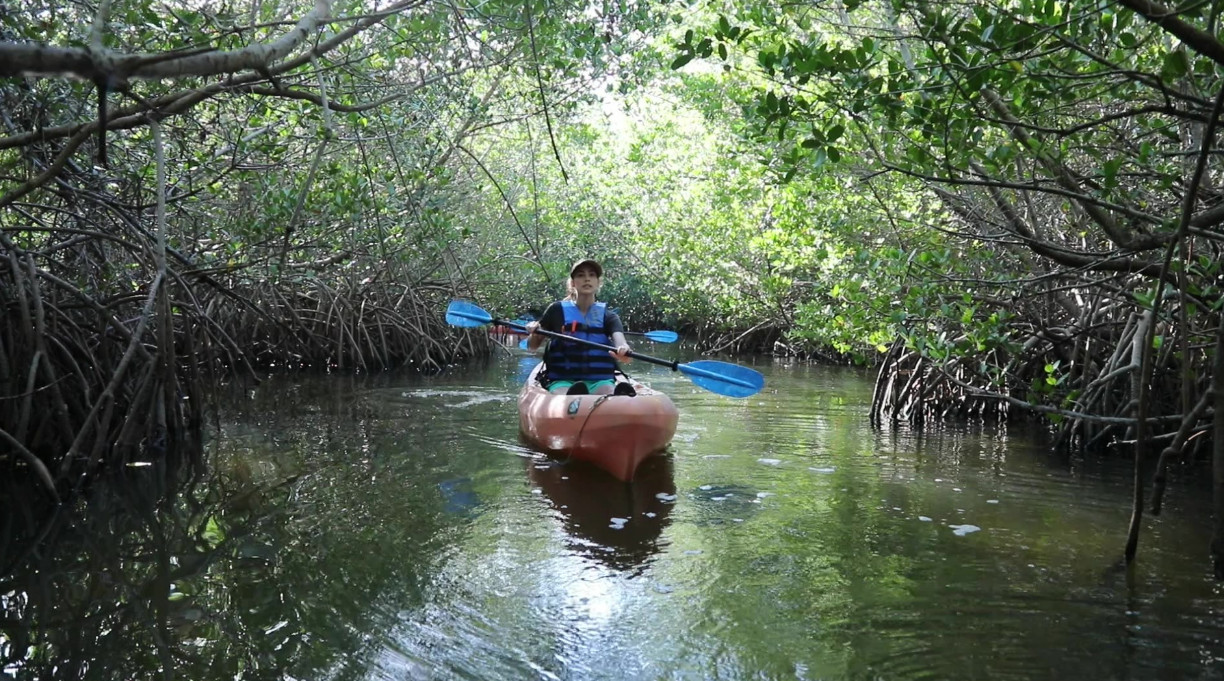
497,317,758,390
497,317,679,370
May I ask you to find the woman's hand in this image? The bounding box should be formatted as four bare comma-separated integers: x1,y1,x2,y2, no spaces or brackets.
524,321,544,351
610,344,632,363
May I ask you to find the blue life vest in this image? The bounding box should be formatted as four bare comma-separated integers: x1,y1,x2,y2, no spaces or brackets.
544,301,617,383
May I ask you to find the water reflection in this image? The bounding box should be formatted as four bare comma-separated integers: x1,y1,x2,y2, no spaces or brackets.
5,359,1224,681
516,356,542,384
438,477,481,516
527,455,675,572
0,440,286,680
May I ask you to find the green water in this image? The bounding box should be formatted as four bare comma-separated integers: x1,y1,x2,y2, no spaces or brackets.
4,354,1224,680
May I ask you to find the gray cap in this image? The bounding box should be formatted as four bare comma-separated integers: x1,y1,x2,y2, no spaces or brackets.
569,258,603,277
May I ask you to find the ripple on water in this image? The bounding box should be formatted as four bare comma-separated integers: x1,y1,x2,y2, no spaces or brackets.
389,387,516,409
845,587,1224,681
684,483,766,525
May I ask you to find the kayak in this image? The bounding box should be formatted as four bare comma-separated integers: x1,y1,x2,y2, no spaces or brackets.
517,362,679,481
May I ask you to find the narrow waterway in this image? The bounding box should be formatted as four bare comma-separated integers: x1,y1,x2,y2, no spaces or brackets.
4,352,1224,680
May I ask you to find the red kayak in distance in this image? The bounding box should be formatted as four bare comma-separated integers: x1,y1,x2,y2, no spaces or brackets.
517,363,679,481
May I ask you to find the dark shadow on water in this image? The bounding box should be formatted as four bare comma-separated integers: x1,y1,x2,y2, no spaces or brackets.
527,454,675,573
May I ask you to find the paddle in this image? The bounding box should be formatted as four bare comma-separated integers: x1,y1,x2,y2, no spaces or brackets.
447,300,764,398
516,328,677,349
626,330,679,343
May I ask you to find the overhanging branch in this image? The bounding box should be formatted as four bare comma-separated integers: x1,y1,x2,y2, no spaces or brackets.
0,0,331,81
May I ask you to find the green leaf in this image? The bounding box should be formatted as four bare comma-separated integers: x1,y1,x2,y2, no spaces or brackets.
203,517,225,545
1162,50,1189,80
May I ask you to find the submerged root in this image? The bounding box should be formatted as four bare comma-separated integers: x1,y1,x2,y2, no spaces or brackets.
870,308,1215,473
0,233,478,503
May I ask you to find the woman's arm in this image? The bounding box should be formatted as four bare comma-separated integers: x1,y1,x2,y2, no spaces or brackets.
526,303,560,351
610,331,631,360
606,311,631,361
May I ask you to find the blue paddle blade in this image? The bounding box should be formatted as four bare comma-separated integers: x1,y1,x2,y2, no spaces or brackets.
643,330,679,343
446,300,493,328
519,338,529,350
678,360,765,398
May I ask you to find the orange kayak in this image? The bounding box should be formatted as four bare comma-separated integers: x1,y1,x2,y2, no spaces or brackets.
517,363,679,481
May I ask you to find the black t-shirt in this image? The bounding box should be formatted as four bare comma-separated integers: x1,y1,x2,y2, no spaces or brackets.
538,301,624,336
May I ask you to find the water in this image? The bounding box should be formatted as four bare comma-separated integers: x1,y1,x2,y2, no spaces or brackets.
4,355,1224,680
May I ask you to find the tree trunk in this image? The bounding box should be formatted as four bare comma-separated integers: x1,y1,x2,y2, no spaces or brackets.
1210,311,1224,579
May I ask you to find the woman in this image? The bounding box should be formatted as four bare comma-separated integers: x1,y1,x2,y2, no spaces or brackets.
525,258,634,395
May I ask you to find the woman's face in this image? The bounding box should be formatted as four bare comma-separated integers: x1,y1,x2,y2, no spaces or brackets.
571,266,600,293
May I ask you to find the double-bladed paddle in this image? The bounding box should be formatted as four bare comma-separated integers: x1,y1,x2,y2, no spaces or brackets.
515,327,677,350
447,300,764,398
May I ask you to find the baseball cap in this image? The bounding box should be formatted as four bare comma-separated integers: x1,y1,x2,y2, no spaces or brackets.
569,258,603,277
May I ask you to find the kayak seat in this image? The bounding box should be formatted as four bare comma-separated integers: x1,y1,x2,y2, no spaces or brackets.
566,382,590,395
